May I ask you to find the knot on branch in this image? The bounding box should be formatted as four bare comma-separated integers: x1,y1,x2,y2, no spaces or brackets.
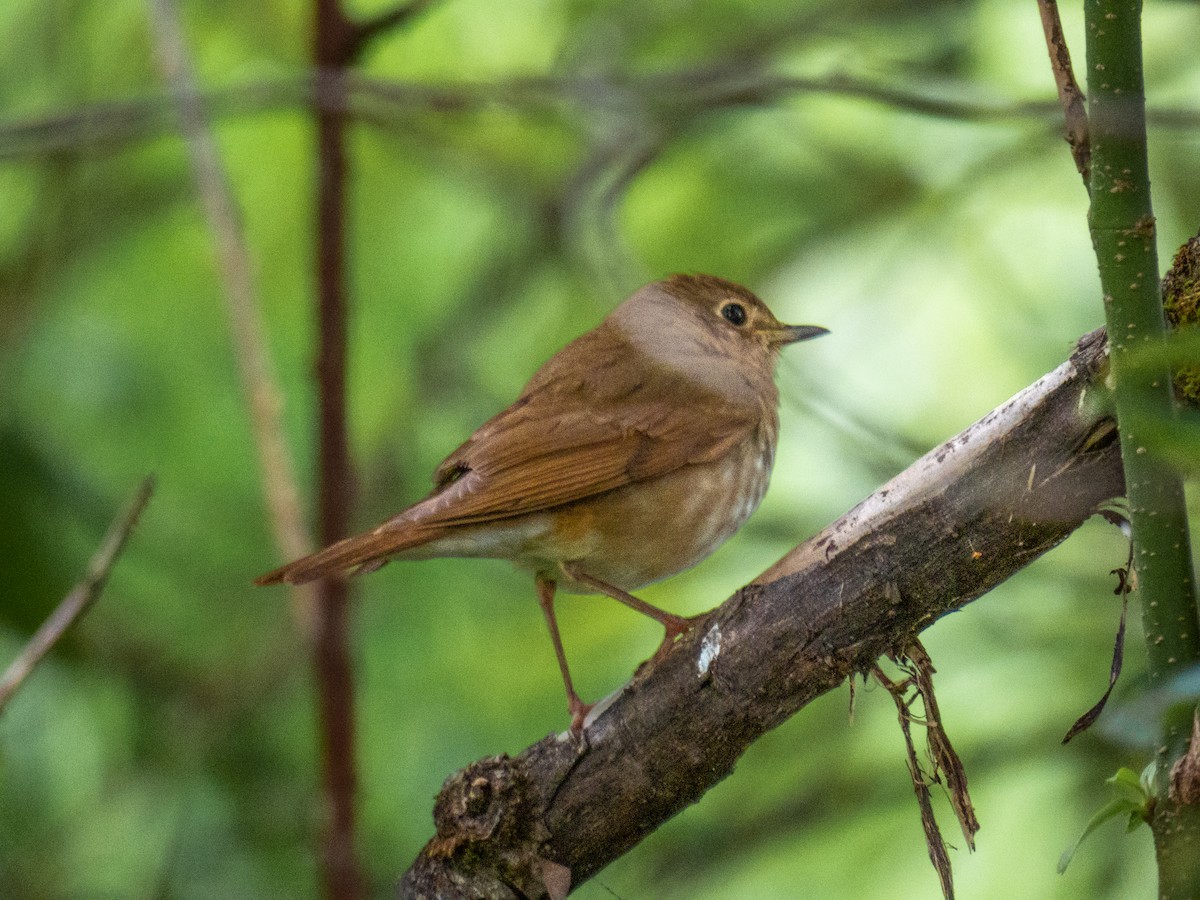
404,753,570,899
429,755,537,854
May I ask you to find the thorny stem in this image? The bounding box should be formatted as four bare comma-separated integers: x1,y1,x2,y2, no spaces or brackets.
1084,1,1200,895
1084,0,1200,773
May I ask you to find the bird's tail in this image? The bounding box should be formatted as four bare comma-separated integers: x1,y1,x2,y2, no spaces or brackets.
254,520,445,586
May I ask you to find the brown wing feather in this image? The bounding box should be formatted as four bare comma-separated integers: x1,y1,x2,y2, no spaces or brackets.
253,520,451,585
406,404,750,528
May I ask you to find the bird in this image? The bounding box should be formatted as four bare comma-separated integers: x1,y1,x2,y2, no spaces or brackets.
256,274,827,731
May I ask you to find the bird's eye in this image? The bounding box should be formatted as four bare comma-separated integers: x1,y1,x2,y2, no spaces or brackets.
720,302,747,326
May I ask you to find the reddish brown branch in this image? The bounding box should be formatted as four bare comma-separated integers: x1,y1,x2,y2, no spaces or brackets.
312,1,362,898
309,0,448,893
346,0,440,63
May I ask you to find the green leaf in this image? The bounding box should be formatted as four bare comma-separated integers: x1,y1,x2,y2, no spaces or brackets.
1107,766,1149,806
1058,769,1151,874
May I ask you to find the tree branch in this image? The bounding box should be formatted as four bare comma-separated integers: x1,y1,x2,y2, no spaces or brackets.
398,329,1124,898
146,0,316,634
5,69,1198,163
1036,0,1090,185
345,0,440,63
310,1,362,897
0,477,155,714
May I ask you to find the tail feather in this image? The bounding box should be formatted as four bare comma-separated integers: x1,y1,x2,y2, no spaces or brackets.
254,521,443,586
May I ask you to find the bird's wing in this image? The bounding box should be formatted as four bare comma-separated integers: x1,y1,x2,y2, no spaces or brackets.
409,383,757,528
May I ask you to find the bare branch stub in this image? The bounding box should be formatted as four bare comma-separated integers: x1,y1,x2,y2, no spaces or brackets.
346,0,440,63
399,328,1125,898
1170,713,1200,806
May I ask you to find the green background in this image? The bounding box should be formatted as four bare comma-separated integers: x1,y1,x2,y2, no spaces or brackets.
2,1,1198,897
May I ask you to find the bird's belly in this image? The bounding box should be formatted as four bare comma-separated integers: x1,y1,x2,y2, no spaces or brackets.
522,439,773,593
399,514,556,562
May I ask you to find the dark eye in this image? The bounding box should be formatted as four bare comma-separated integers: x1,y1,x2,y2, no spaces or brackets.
721,302,747,326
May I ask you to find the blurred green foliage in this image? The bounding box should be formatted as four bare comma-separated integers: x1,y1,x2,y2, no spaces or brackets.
2,0,1198,897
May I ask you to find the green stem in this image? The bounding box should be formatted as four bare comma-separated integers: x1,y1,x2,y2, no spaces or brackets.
1085,0,1200,894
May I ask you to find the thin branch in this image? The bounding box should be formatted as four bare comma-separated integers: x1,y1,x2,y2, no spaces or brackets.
399,329,1125,897
0,477,155,714
311,1,363,898
145,0,316,633
5,69,1198,163
149,3,360,893
1036,0,1090,184
346,0,440,63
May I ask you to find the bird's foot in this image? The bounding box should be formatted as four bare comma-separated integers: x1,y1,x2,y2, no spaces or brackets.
649,609,715,663
567,695,594,736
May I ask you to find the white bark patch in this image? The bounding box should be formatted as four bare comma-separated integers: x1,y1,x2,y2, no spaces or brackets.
697,623,722,676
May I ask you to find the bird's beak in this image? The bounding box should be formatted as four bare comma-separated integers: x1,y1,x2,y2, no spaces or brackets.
772,324,829,345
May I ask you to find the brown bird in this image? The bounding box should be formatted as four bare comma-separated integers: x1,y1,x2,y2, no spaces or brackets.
256,274,827,730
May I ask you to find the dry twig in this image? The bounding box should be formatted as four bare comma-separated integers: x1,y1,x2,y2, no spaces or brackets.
873,662,956,900
0,477,155,714
1036,0,1090,184
872,641,980,899
146,0,316,633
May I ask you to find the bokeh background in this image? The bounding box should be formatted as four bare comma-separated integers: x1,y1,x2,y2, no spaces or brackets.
3,1,1199,897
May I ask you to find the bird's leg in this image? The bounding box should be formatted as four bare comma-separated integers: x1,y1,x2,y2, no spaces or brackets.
560,563,699,661
535,574,592,733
